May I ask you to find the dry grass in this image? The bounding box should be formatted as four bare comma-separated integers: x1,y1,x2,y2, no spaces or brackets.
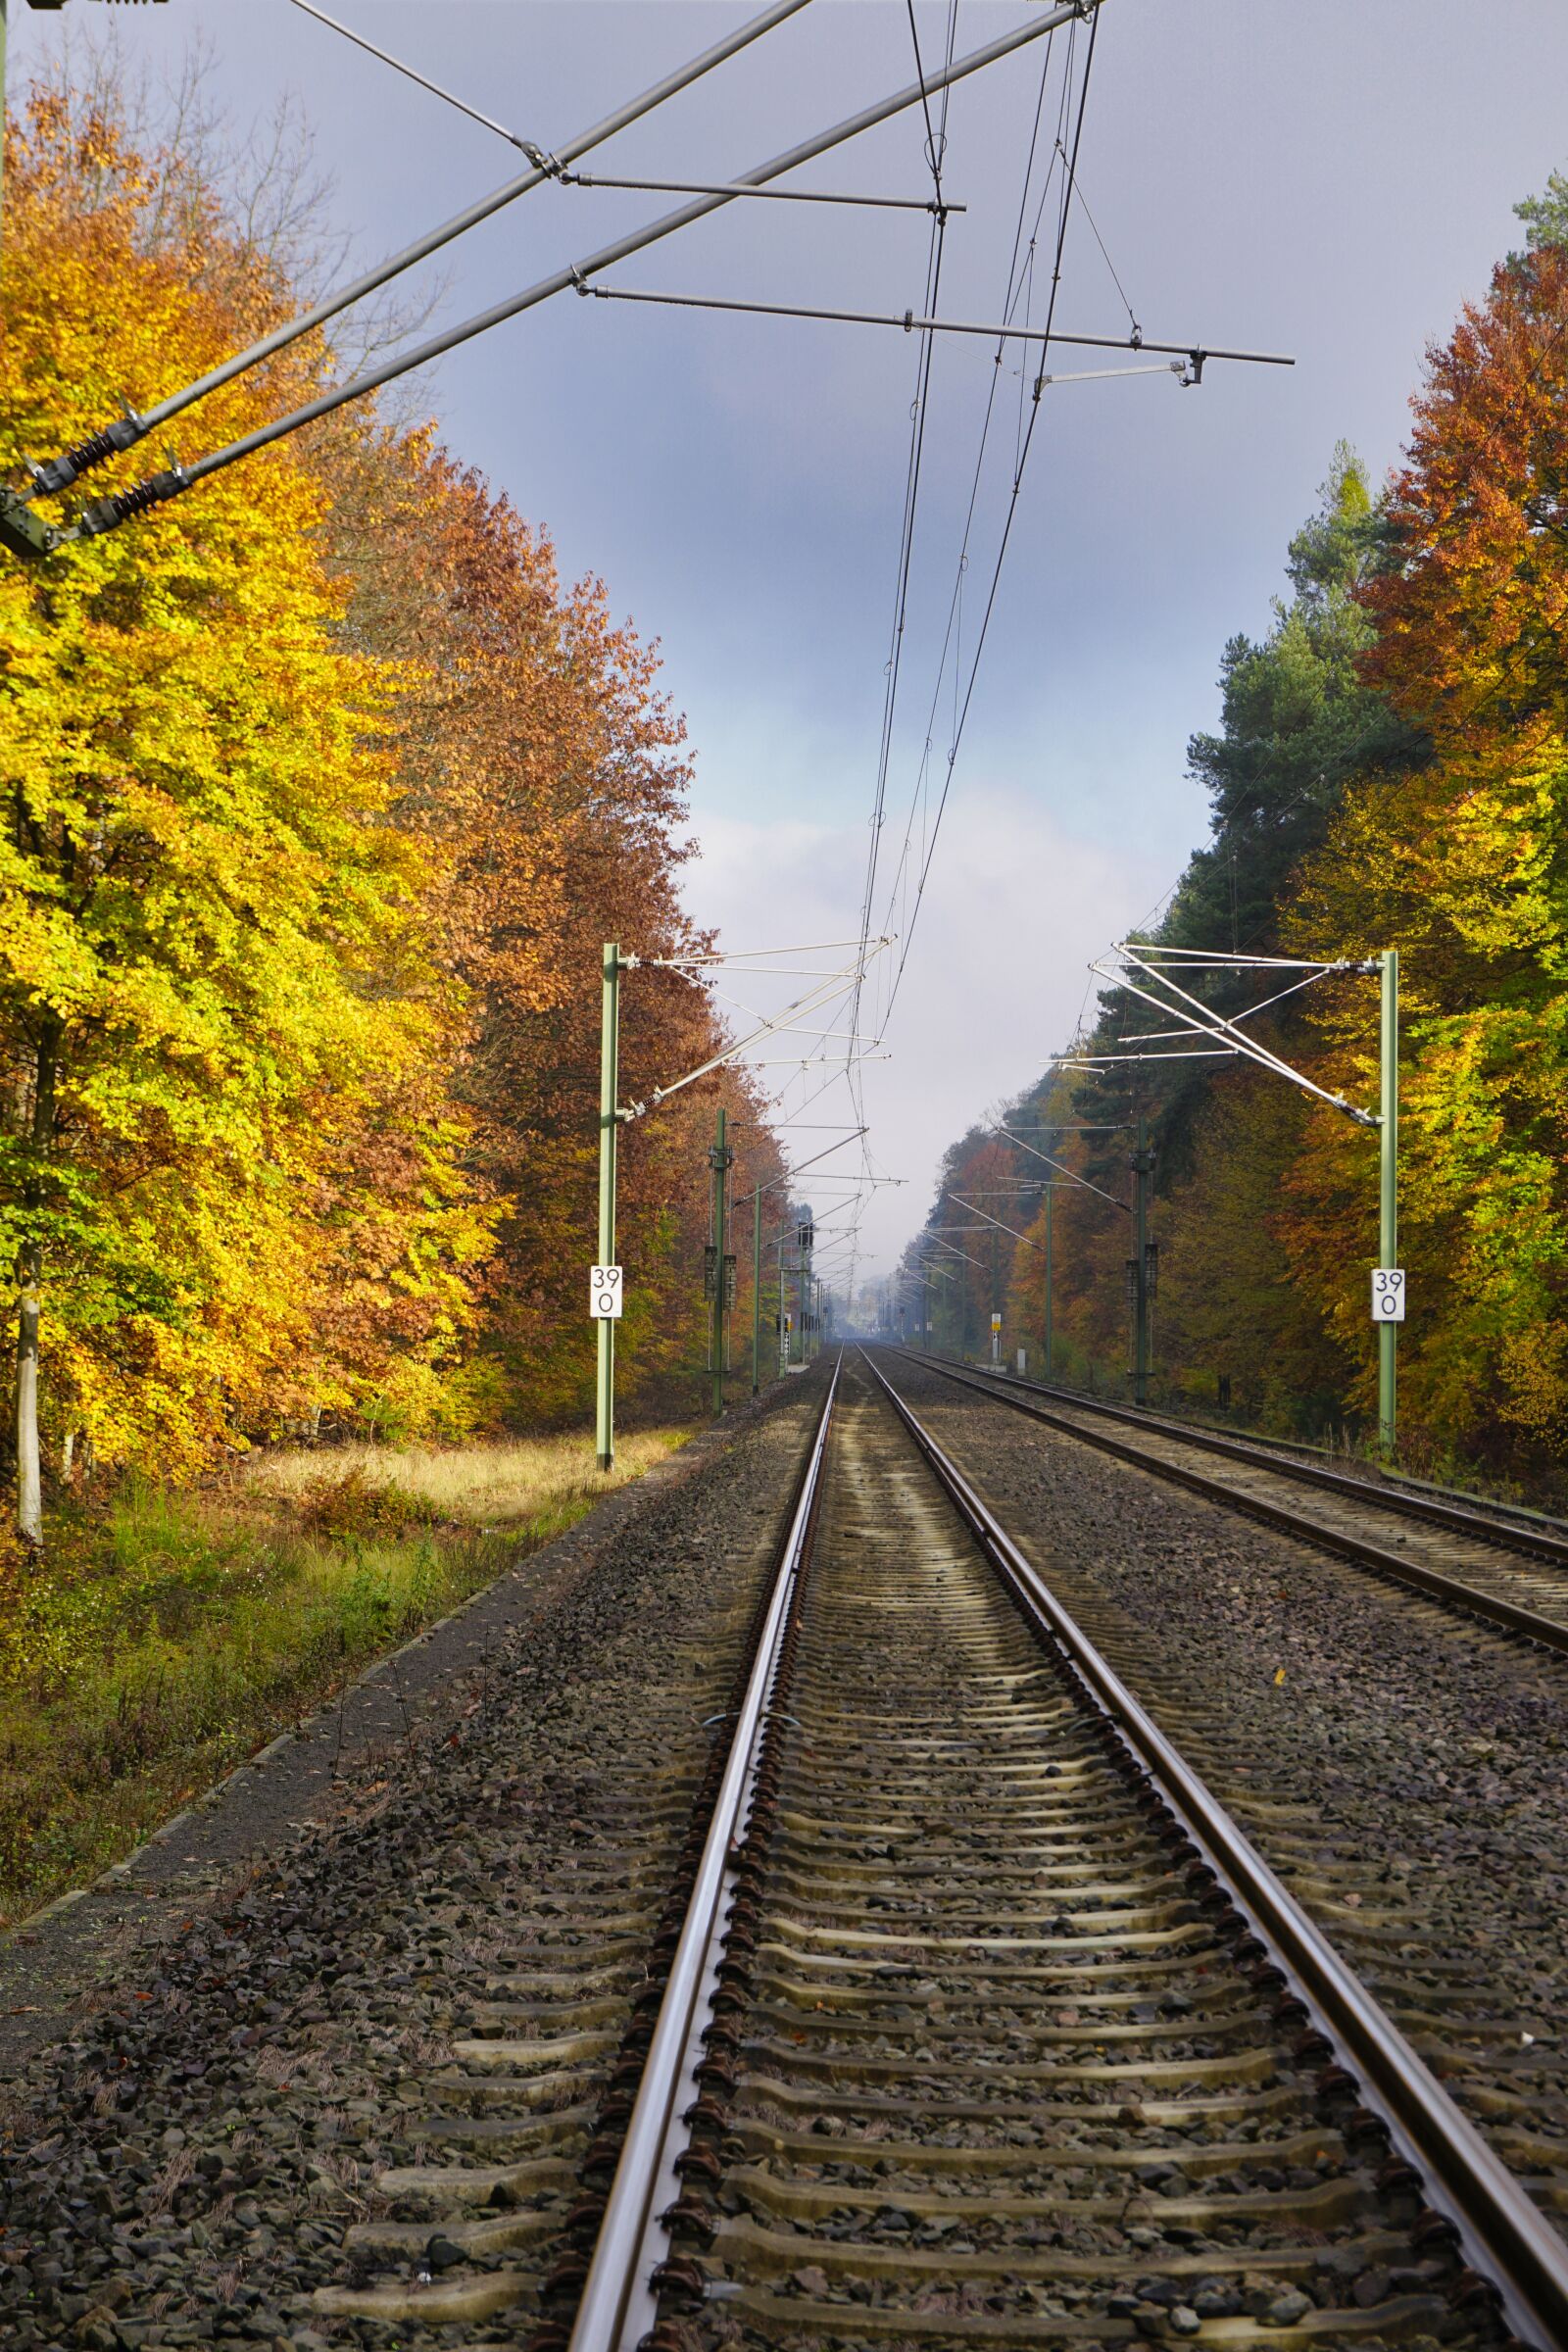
0,1426,694,1926
245,1427,683,1527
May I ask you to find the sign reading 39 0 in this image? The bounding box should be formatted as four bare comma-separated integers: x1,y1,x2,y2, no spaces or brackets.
590,1265,623,1320
1371,1267,1405,1323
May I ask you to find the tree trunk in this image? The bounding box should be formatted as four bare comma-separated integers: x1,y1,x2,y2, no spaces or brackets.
16,1243,41,1550
16,1025,58,1555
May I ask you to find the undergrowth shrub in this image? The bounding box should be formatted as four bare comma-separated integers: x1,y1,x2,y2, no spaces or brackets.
0,1427,690,1924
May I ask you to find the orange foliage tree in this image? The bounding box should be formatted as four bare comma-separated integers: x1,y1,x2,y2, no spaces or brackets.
1284,229,1568,1462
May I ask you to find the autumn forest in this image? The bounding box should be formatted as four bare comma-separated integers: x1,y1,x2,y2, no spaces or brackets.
911,172,1568,1491
0,76,784,1519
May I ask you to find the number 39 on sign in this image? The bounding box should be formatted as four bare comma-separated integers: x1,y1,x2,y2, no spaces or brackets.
590,1265,623,1320
1371,1267,1405,1323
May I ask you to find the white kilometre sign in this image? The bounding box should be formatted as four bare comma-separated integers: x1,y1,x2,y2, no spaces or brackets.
1371,1268,1405,1323
590,1265,623,1320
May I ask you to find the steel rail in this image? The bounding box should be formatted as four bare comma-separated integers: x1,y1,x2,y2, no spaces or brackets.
567,1356,840,2352
861,1348,1568,2352
990,1360,1568,1558
899,1351,1568,1657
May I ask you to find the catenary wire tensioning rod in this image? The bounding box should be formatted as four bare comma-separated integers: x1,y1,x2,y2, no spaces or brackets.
580,284,1293,369
298,0,958,213
567,1357,841,2352
860,1348,1568,2351
560,172,959,214
289,0,542,152
56,0,1102,543
24,0,815,497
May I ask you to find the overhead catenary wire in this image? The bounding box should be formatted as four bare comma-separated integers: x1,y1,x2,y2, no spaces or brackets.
843,0,958,1161
868,22,1073,1017
44,0,1102,547
881,11,1111,1034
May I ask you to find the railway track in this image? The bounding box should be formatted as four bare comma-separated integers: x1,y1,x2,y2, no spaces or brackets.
897,1352,1568,1655
9,1361,1562,2351
551,1350,1568,2352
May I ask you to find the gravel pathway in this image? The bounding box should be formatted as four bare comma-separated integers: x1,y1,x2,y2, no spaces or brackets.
0,1382,821,2350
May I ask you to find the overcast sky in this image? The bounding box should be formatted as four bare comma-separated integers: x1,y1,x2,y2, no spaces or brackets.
17,1,1568,1285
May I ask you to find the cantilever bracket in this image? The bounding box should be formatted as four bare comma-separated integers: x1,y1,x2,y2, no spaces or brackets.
0,489,59,563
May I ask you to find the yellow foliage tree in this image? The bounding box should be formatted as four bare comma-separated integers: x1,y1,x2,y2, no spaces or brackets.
0,92,491,1519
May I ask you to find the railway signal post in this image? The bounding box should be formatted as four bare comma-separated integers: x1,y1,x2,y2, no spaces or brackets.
1377,948,1399,1453
751,1183,763,1396
1129,1115,1154,1406
595,940,624,1471
708,1106,732,1419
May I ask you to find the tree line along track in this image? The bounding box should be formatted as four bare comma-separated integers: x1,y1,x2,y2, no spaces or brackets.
895,1352,1568,1657
550,1350,1568,2351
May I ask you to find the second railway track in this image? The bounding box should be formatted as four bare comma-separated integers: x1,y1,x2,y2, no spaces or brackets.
561,1351,1568,2351
897,1352,1568,1655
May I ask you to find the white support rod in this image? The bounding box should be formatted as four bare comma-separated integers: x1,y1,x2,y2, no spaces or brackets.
1105,952,1374,1122
1096,956,1340,1101
1067,1051,1240,1066
653,937,890,966
921,1232,988,1270
646,964,873,1109
948,1196,1047,1252
1039,362,1185,386
995,1125,1131,1213
1113,962,1339,1043
1127,946,1350,968
742,1053,892,1068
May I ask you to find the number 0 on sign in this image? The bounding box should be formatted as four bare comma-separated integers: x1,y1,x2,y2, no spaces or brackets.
1372,1268,1405,1323
590,1265,623,1320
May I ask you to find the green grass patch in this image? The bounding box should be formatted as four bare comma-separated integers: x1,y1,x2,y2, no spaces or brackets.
0,1428,691,1927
